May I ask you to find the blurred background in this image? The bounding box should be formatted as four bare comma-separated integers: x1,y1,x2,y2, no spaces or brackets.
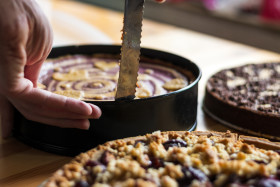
74,0,280,53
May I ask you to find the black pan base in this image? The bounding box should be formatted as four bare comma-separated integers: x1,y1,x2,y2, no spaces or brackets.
14,115,197,156
13,45,201,156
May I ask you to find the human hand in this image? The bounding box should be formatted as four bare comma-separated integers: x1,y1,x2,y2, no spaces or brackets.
0,0,101,138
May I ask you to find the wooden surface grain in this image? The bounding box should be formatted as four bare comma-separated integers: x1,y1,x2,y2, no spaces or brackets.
1,0,280,186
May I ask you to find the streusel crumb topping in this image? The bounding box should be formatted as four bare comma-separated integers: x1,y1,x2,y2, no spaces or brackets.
44,131,280,187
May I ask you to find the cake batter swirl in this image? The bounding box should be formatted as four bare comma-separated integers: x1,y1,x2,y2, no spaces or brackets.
39,55,189,101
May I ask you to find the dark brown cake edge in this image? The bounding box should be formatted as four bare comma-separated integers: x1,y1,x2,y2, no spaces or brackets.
203,88,280,140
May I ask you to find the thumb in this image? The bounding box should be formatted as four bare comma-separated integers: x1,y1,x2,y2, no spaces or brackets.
24,60,43,87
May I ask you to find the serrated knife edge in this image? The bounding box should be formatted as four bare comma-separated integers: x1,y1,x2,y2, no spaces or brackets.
115,0,145,100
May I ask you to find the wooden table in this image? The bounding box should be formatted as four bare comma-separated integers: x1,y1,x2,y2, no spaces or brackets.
1,0,280,186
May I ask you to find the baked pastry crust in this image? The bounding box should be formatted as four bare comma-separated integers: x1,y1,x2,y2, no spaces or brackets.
203,62,280,140
43,131,280,187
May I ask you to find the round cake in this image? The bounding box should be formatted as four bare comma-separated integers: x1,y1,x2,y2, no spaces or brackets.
14,45,201,156
38,54,193,101
203,62,280,140
43,131,280,187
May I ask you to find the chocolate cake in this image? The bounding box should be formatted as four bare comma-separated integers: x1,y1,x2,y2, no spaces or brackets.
42,131,280,187
39,54,193,101
203,62,280,140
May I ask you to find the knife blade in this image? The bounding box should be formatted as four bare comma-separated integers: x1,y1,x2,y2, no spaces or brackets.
115,0,145,100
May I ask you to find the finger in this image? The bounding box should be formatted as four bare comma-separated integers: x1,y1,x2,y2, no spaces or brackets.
37,89,97,116
19,102,100,120
24,61,43,87
25,115,91,130
8,86,101,125
25,0,53,65
25,25,53,86
37,90,102,118
24,0,53,86
0,95,14,139
89,104,102,119
14,87,94,116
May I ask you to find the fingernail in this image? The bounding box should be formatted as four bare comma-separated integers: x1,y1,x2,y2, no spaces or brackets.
89,104,102,119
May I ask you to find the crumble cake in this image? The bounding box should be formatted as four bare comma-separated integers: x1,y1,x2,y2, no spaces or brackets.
203,62,280,140
43,131,280,187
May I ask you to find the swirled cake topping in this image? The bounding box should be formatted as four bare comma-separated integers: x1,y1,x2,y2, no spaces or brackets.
39,55,191,101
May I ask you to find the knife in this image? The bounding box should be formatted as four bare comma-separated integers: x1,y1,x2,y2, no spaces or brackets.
115,0,145,100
